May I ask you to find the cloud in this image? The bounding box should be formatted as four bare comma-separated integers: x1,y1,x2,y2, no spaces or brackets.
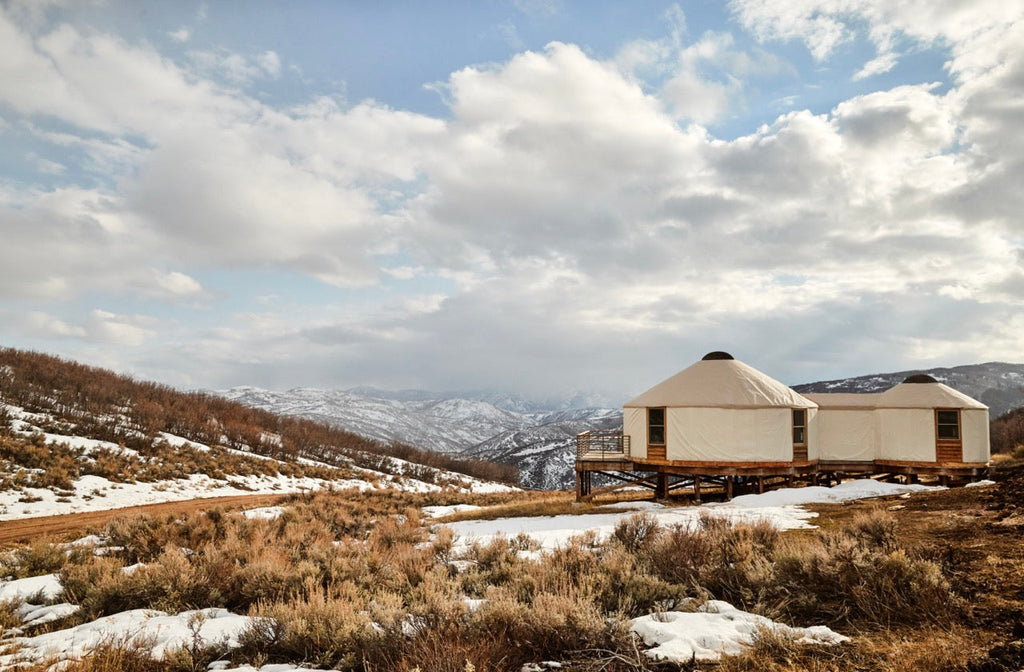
15,310,156,346
187,48,283,84
168,27,190,43
1,3,1023,396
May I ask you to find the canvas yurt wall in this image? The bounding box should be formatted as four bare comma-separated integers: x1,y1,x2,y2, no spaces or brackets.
623,352,817,464
623,407,647,458
804,394,879,462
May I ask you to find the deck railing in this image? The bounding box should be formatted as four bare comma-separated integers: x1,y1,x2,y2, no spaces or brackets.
576,430,630,460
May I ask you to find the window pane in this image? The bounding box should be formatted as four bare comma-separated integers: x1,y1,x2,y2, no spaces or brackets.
936,410,959,425
649,408,665,425
937,424,960,440
649,427,665,444
792,409,806,426
793,427,806,444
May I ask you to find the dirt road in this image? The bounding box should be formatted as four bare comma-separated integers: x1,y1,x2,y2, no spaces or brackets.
0,493,293,546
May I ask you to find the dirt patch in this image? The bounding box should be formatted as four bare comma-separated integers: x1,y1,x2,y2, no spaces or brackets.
0,493,293,546
801,474,1024,668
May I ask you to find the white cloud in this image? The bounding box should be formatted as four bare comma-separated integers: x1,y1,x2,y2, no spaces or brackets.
187,48,283,84
168,27,190,43
1,2,1023,394
86,310,157,346
852,52,897,80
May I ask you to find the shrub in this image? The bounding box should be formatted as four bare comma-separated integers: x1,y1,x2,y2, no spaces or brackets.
237,584,390,670
773,524,954,627
612,512,661,553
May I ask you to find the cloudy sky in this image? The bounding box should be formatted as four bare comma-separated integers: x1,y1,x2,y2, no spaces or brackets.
1,0,1022,402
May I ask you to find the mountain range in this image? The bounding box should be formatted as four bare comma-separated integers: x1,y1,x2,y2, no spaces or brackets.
220,361,1024,490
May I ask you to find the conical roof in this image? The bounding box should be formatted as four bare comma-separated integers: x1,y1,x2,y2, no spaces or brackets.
878,381,987,410
624,355,816,409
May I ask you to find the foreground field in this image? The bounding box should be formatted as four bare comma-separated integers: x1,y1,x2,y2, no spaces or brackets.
0,474,1020,671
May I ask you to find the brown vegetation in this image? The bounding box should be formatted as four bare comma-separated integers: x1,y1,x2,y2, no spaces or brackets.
991,406,1024,456
0,347,518,486
7,478,1023,671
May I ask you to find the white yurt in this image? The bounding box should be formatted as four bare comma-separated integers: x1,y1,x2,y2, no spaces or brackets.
874,374,989,464
623,352,817,464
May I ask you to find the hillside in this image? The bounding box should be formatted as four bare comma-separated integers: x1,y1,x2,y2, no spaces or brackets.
0,348,516,519
219,386,532,454
219,385,620,489
465,408,624,489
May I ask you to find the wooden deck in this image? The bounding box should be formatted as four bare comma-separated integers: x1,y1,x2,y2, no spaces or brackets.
574,433,989,501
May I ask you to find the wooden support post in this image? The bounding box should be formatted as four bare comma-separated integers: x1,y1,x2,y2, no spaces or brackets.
575,470,582,502
693,475,701,504
757,476,764,494
811,473,818,486
655,473,669,500
726,477,733,501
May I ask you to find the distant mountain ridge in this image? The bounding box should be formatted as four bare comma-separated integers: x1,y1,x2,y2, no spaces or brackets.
793,361,1024,418
217,386,621,489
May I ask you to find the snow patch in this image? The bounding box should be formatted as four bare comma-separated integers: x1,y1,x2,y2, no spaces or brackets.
0,608,255,667
240,506,286,520
0,574,63,602
446,480,940,551
421,504,482,518
631,600,848,662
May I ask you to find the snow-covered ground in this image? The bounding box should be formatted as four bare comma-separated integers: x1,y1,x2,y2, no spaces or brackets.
631,599,848,663
0,403,515,521
444,479,941,551
0,608,255,667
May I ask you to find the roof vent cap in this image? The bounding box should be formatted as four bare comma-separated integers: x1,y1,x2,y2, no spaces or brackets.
702,351,735,361
902,373,938,384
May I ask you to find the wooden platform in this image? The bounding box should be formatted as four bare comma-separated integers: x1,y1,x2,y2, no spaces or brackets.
575,454,989,501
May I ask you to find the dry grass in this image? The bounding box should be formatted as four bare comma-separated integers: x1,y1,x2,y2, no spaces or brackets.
5,482,1023,671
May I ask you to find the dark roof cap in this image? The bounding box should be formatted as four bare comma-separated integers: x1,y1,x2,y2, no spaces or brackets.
702,351,735,361
902,373,938,384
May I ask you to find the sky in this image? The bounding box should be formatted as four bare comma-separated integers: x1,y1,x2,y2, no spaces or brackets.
1,0,1023,403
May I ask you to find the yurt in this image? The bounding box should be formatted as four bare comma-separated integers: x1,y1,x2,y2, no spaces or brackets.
623,352,817,464
874,374,989,464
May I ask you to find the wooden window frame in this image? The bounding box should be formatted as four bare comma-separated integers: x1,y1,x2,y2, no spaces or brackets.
792,408,808,447
792,408,808,462
647,407,666,446
935,408,962,445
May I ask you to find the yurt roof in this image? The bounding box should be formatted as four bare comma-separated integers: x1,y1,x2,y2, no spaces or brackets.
624,353,817,409
877,381,988,410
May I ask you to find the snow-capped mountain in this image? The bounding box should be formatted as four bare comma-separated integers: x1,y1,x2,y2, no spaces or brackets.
793,362,1024,418
465,408,623,490
217,386,622,488
219,386,535,454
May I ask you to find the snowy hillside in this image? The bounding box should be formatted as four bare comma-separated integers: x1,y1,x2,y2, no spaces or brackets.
0,349,518,520
219,386,533,454
794,362,1024,417
0,401,513,521
466,408,623,490
219,385,622,488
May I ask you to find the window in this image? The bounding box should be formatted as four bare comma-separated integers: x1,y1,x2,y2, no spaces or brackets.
792,409,807,446
936,409,960,441
648,408,666,445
